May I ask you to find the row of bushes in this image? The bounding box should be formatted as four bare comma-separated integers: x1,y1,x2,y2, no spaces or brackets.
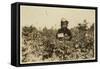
21,23,94,63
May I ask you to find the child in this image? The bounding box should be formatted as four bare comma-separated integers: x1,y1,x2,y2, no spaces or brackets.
56,18,72,41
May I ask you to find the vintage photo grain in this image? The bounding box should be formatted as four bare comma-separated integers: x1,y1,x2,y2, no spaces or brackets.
20,5,96,64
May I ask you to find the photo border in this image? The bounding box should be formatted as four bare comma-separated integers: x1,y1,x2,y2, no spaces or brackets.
11,2,98,67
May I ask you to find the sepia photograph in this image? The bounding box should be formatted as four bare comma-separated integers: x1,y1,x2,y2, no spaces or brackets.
19,4,97,64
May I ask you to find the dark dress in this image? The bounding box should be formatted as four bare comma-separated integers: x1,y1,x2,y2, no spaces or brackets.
56,28,72,41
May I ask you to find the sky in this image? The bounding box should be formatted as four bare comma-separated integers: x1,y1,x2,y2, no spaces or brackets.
20,5,95,29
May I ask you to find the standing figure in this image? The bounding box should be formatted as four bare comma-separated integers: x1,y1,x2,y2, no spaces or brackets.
56,18,72,41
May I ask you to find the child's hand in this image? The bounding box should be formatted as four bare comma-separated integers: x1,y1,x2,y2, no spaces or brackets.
64,34,70,40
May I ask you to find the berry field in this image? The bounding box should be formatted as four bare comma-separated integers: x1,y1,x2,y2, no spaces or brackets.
21,23,95,63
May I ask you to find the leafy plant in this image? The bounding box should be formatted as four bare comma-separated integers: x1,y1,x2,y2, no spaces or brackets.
21,21,94,63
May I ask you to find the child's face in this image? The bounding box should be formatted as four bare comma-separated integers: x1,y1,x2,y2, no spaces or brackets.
62,22,68,28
